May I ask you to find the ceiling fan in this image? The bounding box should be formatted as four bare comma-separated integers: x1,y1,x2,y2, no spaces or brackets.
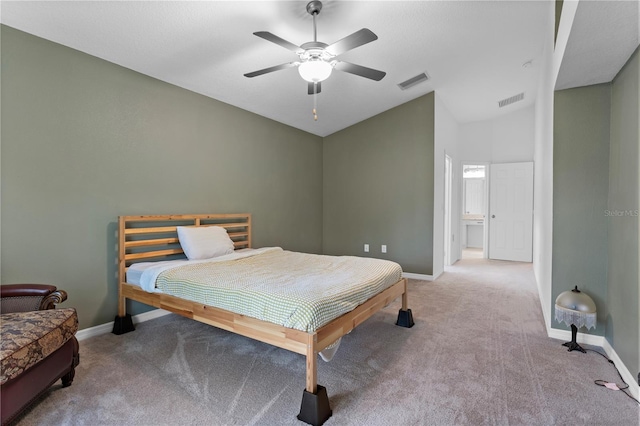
244,0,386,96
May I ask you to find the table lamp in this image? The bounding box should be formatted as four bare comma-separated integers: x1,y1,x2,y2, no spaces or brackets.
554,286,597,353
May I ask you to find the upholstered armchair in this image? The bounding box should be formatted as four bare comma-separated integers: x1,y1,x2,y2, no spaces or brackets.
1,284,80,425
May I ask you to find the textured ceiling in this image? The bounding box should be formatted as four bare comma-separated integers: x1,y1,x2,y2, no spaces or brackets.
556,0,639,91
1,1,636,137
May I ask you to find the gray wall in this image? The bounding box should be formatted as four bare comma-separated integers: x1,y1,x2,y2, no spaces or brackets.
607,47,639,378
1,26,323,329
552,47,640,378
323,94,435,275
552,84,611,334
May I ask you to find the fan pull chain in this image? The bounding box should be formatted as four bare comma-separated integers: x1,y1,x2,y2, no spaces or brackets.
313,86,318,121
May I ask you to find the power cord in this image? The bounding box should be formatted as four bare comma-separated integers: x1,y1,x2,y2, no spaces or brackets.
586,348,640,405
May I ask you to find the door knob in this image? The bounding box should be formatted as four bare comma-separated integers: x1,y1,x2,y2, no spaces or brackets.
491,215,495,218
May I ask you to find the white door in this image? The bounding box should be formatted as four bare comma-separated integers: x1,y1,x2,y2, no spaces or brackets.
488,162,534,262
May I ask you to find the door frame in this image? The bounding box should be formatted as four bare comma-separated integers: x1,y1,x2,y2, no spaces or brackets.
444,154,453,266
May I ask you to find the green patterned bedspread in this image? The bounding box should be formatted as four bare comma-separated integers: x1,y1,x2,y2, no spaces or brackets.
155,247,403,332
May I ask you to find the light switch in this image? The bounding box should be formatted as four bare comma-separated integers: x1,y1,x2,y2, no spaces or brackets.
381,245,387,253
364,244,369,253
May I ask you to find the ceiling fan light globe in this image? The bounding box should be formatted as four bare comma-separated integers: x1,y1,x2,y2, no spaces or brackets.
298,59,332,82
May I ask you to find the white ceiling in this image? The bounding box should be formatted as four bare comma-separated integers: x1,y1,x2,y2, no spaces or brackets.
556,0,640,91
0,1,637,137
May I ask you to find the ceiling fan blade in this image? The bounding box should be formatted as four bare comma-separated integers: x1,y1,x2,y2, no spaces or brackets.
253,32,304,54
334,61,386,81
307,81,322,95
244,62,297,78
325,28,378,56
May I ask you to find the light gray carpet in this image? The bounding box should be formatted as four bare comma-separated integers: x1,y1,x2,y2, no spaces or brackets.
13,258,639,425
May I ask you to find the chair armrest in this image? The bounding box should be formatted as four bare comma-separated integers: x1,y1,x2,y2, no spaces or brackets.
1,284,68,311
1,284,59,298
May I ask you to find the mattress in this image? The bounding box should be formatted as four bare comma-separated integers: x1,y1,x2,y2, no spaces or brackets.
126,248,255,288
129,247,402,332
127,260,179,288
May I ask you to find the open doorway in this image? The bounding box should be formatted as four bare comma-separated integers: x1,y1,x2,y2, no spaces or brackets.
461,163,488,259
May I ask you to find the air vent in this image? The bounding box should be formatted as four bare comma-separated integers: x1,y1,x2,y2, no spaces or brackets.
398,72,430,90
498,92,525,108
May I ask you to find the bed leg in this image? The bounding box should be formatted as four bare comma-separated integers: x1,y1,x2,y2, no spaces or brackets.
113,288,135,335
396,279,415,328
298,334,332,426
112,314,135,335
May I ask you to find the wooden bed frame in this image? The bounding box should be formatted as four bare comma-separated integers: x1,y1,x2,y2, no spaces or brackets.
115,213,413,425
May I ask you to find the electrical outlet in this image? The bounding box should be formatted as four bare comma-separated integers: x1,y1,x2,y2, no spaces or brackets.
364,244,369,253
381,244,387,253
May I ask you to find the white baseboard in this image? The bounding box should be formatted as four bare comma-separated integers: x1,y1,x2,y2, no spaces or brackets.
76,309,171,341
403,272,440,281
601,337,640,399
548,327,639,399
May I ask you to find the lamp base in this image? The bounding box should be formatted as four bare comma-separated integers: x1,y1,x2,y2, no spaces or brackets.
562,324,586,353
562,340,586,353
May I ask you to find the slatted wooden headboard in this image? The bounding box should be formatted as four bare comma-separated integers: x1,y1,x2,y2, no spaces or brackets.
118,213,251,282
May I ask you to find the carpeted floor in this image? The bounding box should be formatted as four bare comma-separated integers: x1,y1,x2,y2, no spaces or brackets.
12,258,640,425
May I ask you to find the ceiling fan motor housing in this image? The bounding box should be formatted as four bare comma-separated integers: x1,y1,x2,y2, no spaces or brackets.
300,42,334,62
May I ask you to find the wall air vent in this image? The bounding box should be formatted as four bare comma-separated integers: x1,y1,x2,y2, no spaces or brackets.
498,92,525,108
398,72,430,90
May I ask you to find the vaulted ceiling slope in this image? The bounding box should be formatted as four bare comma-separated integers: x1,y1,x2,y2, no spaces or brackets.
556,0,639,91
1,1,637,137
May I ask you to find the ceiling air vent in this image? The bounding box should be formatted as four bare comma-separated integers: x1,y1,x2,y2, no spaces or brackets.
498,92,525,108
398,72,430,90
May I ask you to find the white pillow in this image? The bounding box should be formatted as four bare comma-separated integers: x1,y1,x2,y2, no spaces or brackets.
176,226,235,260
